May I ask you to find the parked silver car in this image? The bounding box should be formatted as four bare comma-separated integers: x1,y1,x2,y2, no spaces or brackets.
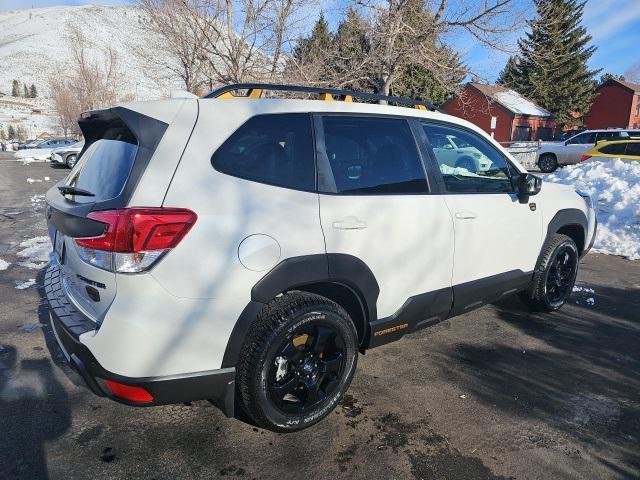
51,141,83,168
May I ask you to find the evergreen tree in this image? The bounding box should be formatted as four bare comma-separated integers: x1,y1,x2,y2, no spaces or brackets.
29,84,37,98
8,125,15,139
0,127,6,141
332,8,371,91
599,73,624,84
294,13,332,62
497,56,522,89
513,0,599,126
11,80,20,97
23,83,29,97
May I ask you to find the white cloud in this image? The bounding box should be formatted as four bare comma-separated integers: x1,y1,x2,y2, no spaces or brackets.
585,0,640,41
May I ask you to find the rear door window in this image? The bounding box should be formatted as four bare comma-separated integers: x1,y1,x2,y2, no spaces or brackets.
626,142,640,156
319,116,428,194
599,143,627,155
211,113,315,191
65,138,138,204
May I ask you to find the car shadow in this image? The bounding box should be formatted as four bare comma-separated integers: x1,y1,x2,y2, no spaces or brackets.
431,289,640,477
0,267,74,479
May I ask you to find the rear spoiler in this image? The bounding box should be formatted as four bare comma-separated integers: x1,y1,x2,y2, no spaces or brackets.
77,107,168,163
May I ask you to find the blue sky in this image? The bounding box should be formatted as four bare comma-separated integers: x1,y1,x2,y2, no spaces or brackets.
1,0,638,81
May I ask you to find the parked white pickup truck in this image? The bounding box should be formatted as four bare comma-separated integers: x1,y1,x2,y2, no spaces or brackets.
537,129,640,172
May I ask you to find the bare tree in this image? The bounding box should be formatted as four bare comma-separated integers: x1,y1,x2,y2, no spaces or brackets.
49,25,132,137
135,0,209,92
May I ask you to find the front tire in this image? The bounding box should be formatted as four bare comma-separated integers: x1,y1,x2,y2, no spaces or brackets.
538,153,558,173
236,292,358,432
519,234,579,312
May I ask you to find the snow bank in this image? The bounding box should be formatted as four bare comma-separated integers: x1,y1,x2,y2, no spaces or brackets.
16,236,51,269
0,258,10,270
547,159,640,260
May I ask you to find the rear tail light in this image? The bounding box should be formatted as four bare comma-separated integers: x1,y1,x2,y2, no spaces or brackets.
74,208,197,273
103,379,153,403
580,154,591,162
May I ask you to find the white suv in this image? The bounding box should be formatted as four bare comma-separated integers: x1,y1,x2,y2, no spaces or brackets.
45,84,597,432
537,129,640,172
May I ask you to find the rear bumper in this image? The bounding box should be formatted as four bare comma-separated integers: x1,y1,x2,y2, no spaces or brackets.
45,265,236,416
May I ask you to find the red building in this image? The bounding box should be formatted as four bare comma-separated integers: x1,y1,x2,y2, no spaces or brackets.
584,79,640,129
442,83,556,142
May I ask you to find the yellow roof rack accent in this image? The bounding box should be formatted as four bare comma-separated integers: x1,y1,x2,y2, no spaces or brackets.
204,83,441,112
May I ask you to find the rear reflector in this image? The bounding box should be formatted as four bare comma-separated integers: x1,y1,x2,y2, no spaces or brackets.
104,379,153,403
580,154,591,162
74,208,196,273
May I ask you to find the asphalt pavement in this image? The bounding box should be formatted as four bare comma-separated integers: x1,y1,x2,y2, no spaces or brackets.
0,155,638,480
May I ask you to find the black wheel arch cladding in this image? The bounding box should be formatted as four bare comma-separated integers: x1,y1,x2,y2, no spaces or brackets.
543,208,588,256
221,254,379,368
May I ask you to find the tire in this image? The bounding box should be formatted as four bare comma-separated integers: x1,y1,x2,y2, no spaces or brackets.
538,153,558,173
66,154,77,168
519,234,579,312
236,291,358,432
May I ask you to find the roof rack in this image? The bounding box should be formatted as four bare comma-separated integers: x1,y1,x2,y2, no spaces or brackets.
203,83,441,112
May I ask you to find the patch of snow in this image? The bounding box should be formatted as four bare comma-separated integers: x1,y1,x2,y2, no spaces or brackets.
494,90,551,117
16,236,51,269
573,285,595,293
44,176,50,181
18,322,45,332
0,258,10,270
30,194,45,205
27,177,43,183
13,149,53,163
547,159,640,260
586,297,595,306
15,279,36,290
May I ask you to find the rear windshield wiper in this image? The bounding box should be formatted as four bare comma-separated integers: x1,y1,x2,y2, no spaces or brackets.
58,185,95,197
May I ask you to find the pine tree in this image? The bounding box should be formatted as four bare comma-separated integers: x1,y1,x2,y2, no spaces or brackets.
8,125,15,139
11,80,20,97
497,56,522,89
513,0,599,126
297,13,332,61
23,83,29,98
0,127,6,141
29,84,37,98
332,8,371,91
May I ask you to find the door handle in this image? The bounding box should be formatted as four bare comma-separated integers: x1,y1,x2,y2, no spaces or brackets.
333,217,367,230
455,211,478,220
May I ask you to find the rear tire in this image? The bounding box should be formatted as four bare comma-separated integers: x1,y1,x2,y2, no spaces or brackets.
519,234,579,312
236,291,358,432
66,154,77,169
538,153,558,173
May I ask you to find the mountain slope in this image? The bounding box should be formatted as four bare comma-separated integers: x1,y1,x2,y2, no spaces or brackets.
0,5,179,101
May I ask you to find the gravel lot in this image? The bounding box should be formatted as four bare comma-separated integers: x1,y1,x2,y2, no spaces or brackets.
1,155,639,480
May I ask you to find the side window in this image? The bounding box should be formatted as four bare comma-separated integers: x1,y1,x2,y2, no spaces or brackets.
625,142,640,156
211,113,315,191
320,116,427,194
567,132,596,144
596,131,618,142
599,143,627,155
423,123,514,194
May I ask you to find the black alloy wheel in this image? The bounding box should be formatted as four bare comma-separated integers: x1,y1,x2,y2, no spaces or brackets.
268,324,345,414
237,291,358,432
544,244,578,305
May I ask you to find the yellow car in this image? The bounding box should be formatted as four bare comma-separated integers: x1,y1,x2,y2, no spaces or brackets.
581,139,640,162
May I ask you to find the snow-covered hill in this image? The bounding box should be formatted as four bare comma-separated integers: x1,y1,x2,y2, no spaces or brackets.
0,5,181,102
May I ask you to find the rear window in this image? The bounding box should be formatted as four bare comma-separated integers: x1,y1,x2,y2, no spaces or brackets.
65,137,138,203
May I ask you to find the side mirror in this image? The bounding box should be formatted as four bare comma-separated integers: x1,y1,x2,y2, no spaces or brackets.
516,173,542,202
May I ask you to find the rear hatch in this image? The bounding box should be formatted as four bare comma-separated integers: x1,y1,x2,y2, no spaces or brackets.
45,107,168,325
